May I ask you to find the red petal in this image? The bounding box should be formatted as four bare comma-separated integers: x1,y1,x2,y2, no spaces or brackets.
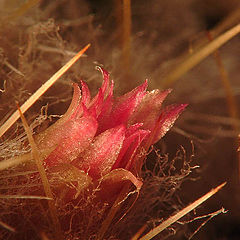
37,83,82,149
97,80,114,134
125,123,143,137
73,125,126,179
129,89,171,130
62,83,82,122
44,112,98,167
80,80,91,106
99,80,148,132
96,66,110,97
97,168,142,203
112,128,150,170
90,67,110,107
88,88,104,117
151,103,187,144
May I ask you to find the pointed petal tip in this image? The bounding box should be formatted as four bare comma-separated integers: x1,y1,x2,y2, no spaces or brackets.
179,103,188,110
166,88,173,93
143,79,148,89
96,65,108,74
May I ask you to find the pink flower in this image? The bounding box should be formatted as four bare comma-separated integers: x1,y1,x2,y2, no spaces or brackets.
36,67,187,201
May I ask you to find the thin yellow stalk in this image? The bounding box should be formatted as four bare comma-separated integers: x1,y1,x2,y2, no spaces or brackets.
4,60,24,77
0,153,32,171
122,0,131,73
0,170,38,179
211,7,240,39
207,32,240,182
114,0,122,34
131,224,147,240
18,106,63,240
161,24,240,87
41,232,50,240
0,220,16,232
207,32,238,123
3,0,40,22
189,7,240,52
137,182,226,240
97,182,131,239
0,44,90,138
0,195,52,200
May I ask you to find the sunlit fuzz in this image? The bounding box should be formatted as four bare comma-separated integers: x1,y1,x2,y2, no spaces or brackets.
36,67,187,201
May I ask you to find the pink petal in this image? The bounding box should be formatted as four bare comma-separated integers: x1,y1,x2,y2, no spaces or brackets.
73,125,126,179
96,66,110,97
61,83,82,122
70,81,91,120
36,83,82,149
99,80,148,132
97,168,143,203
125,123,143,137
112,128,150,171
151,103,187,144
129,89,171,130
44,112,98,167
88,88,104,117
80,80,91,106
96,80,114,134
90,67,110,107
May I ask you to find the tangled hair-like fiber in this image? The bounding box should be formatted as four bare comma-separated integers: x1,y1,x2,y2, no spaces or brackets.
0,137,197,240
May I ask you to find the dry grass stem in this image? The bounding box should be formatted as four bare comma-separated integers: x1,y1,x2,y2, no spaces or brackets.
131,225,147,240
3,0,40,22
97,182,132,239
138,182,226,240
190,7,240,52
37,45,81,57
17,106,63,240
0,153,32,171
161,24,240,87
207,32,239,124
0,44,90,139
0,170,38,179
0,195,52,200
213,7,240,38
0,220,16,232
187,208,227,239
4,60,24,77
122,0,132,73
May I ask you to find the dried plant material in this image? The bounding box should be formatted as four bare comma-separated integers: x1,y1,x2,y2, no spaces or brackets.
40,232,50,240
0,170,38,179
0,1,234,239
0,153,32,171
17,105,63,240
131,225,147,240
97,182,133,240
137,182,226,240
182,208,227,239
37,44,79,57
0,220,16,232
0,44,90,138
3,61,24,77
1,0,40,22
0,195,52,200
122,0,132,72
207,32,239,128
210,6,240,39
161,24,240,87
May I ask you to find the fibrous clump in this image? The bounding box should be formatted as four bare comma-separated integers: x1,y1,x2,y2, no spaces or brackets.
0,66,192,239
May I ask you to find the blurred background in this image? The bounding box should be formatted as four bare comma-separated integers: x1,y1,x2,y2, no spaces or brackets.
0,0,240,239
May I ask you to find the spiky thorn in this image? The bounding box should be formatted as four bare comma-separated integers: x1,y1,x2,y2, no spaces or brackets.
0,44,90,138
134,182,226,240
